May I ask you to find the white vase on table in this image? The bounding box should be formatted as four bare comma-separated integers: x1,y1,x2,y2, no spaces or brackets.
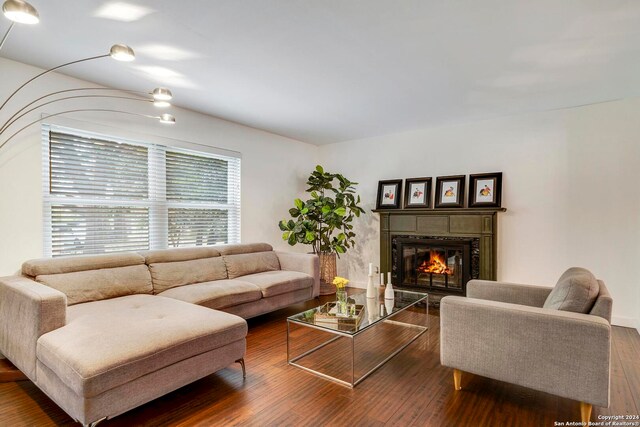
384,278,394,300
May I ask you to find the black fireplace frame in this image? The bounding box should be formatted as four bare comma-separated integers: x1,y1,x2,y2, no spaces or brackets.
392,235,480,296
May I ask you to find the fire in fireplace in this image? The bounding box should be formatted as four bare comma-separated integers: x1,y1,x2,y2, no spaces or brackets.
417,251,453,275
392,236,477,295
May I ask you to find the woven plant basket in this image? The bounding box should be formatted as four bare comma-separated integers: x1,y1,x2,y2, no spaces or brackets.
318,252,338,295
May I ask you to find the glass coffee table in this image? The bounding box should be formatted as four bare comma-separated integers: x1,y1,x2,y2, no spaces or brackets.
287,289,428,388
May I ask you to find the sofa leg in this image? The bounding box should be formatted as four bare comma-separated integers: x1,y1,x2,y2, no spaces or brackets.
236,358,246,379
453,369,462,391
83,416,106,427
580,402,592,424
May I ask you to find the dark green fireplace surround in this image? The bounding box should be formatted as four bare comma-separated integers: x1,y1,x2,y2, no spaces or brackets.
374,208,505,295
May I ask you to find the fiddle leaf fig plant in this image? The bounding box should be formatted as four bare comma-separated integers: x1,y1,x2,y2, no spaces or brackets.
279,165,364,256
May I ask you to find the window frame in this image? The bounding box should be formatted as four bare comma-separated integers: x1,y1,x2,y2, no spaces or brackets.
42,124,241,257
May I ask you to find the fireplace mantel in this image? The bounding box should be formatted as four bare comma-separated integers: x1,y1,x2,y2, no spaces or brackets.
373,208,506,215
373,208,506,291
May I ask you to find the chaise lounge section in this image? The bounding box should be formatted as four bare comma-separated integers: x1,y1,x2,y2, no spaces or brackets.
0,243,319,426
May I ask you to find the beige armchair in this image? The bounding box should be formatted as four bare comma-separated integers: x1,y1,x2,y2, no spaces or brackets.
440,275,612,424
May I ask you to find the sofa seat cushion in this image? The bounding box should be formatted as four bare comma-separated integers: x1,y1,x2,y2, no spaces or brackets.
543,267,599,313
158,279,263,309
238,270,314,298
36,294,247,398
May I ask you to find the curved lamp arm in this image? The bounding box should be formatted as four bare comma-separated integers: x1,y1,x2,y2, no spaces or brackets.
0,22,14,51
0,44,134,112
0,87,151,131
0,54,110,112
0,109,173,151
0,94,158,133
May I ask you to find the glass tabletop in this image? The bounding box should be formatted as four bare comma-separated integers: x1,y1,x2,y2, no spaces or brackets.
287,289,428,335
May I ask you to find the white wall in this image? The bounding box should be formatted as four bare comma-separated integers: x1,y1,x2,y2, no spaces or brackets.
0,57,318,275
318,98,640,327
2,57,639,331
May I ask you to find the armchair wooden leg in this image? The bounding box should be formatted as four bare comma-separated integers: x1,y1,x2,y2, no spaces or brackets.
453,369,462,391
580,402,592,424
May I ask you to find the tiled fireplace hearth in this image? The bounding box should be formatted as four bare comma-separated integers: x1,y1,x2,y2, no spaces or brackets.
374,208,505,297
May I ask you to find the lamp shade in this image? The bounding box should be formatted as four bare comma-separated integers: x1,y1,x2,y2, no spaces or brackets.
3,0,39,24
152,87,172,101
153,100,171,108
109,44,135,62
159,113,175,124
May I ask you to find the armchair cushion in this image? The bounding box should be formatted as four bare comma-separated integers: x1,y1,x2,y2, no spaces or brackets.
543,267,599,313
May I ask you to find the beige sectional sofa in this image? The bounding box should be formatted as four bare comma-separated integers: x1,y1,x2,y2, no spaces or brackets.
0,243,319,426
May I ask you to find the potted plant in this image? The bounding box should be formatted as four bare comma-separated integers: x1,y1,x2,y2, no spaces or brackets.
279,165,365,295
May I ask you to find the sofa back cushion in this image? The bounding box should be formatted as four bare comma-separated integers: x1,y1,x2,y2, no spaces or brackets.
36,265,153,306
141,246,227,293
22,252,145,277
140,247,221,264
217,243,273,256
543,267,599,314
148,258,228,294
224,251,280,279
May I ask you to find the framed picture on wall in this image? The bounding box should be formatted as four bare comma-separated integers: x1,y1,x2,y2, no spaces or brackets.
376,179,403,209
404,177,432,208
469,172,502,208
434,175,465,208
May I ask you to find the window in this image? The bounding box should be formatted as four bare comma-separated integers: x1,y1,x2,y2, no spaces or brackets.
43,127,240,257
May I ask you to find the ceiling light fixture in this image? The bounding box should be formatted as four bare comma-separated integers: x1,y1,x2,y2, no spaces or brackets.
153,100,171,108
152,87,173,101
0,0,39,51
2,0,39,24
109,44,135,62
159,113,176,124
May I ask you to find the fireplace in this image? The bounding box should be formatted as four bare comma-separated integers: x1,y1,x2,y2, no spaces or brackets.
392,236,479,296
375,208,503,298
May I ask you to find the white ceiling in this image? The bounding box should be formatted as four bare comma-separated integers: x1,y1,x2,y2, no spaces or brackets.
1,0,640,144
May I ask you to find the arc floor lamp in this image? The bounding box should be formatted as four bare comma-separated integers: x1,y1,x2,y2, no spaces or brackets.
0,0,176,150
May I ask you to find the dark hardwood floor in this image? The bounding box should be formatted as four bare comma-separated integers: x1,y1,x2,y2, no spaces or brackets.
1,292,639,427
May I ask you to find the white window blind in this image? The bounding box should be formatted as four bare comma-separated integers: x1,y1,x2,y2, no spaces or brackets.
43,127,241,257
165,149,240,248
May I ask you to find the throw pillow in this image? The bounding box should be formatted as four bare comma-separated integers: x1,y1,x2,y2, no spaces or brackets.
543,267,599,313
